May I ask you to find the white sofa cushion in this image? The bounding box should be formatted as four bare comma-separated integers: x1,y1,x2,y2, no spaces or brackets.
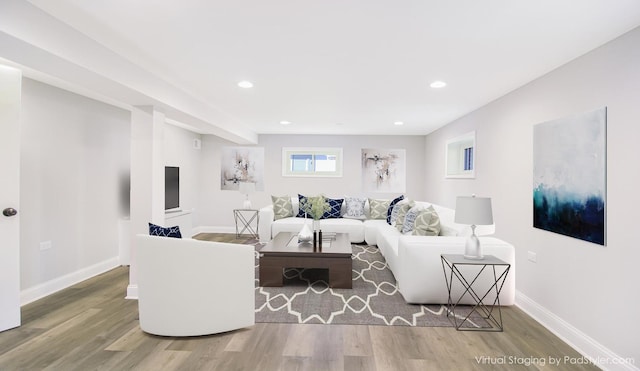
376,229,402,274
363,219,390,246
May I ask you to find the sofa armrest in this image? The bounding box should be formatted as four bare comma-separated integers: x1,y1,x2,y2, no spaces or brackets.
258,205,275,243
396,236,515,305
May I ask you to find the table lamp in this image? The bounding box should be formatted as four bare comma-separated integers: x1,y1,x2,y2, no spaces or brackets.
238,182,255,209
454,195,493,259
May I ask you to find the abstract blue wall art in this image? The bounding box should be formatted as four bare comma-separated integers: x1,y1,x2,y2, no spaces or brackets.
533,107,607,245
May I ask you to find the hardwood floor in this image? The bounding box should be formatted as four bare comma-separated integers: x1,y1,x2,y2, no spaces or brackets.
0,235,599,371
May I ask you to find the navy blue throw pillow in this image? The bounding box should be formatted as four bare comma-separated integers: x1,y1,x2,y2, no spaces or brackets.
387,195,405,225
297,194,309,217
149,223,182,238
322,198,344,219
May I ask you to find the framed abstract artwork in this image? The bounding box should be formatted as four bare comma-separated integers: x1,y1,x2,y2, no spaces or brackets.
361,149,406,193
533,107,607,245
221,147,264,191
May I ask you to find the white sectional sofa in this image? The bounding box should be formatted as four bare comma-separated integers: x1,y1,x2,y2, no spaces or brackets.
258,196,515,305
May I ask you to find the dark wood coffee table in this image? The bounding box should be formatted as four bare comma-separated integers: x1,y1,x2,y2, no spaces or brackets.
259,232,353,288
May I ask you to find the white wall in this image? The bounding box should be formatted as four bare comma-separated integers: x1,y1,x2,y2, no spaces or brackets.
163,124,202,229
424,27,640,366
197,134,425,230
20,78,130,302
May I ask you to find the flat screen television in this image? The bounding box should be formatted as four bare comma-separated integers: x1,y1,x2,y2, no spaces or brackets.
165,166,180,211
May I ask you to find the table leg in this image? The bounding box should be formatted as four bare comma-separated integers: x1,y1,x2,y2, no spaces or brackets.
259,264,284,287
329,259,352,288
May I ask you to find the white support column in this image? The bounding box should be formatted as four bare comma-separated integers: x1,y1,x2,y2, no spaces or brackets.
127,106,165,299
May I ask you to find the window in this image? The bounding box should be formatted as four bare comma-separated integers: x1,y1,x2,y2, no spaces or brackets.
463,147,473,171
282,148,343,177
445,131,476,178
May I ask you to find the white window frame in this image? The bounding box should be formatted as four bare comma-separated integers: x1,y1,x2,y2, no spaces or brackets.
282,147,343,177
445,131,476,179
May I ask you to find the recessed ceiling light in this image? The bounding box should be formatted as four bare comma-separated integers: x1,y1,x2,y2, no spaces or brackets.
238,80,253,88
430,81,447,88
280,121,291,125
394,121,404,126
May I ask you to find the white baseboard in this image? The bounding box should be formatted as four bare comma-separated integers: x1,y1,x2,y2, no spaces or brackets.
191,225,235,235
516,291,638,371
21,257,120,306
126,284,138,300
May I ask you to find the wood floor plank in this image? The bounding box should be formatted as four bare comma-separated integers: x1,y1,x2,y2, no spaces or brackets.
311,324,344,371
0,308,102,370
105,326,149,352
344,355,376,371
282,323,319,357
0,234,602,371
131,343,191,371
343,324,374,357
222,326,254,353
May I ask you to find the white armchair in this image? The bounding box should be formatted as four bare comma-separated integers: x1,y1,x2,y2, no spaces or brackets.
136,234,255,336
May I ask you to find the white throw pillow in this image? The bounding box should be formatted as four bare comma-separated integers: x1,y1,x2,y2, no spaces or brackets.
343,197,367,220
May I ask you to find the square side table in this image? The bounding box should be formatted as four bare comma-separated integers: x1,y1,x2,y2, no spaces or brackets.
440,254,511,332
233,209,259,239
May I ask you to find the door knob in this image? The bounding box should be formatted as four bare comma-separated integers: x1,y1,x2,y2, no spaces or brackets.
3,208,18,217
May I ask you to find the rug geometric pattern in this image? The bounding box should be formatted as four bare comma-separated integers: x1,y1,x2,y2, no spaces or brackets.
255,244,485,327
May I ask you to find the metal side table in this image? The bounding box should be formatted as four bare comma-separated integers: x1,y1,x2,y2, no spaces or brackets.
441,254,511,332
233,209,259,239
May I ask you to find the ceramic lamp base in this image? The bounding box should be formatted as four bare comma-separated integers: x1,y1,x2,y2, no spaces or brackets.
243,199,252,209
464,234,484,260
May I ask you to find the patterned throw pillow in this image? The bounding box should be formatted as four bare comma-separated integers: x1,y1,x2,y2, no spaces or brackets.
402,206,424,234
412,206,441,236
394,201,416,231
296,194,309,217
322,198,344,219
149,223,182,238
389,199,409,225
369,199,391,220
343,197,367,219
272,195,294,220
386,195,405,224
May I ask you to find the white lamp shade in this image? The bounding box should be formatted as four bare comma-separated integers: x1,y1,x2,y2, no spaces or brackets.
238,182,255,195
454,196,493,225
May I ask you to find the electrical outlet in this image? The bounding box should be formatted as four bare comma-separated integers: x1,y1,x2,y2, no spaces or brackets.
40,241,52,251
527,251,537,263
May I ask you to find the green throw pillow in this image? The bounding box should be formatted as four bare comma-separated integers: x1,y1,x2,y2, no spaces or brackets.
272,195,294,220
412,206,441,236
394,201,415,231
368,199,391,220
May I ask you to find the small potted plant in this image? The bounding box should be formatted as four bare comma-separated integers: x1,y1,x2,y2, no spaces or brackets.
301,195,331,231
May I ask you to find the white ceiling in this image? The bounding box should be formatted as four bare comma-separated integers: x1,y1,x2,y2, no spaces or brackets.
20,0,640,138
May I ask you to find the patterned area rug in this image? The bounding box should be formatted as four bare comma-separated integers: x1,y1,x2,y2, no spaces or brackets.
255,244,484,327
